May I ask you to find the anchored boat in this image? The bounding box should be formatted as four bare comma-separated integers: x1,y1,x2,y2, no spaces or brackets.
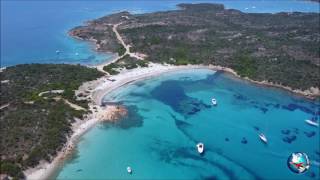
211,98,217,106
196,143,204,154
258,133,268,144
305,119,319,127
127,166,132,174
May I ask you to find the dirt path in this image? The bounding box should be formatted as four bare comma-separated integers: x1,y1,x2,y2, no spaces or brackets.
38,90,64,97
52,97,86,111
0,103,10,110
38,90,86,111
95,22,146,73
95,23,129,73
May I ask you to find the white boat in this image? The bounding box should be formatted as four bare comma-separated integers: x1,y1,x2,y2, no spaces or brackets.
305,119,319,127
196,143,204,154
75,52,79,56
211,98,217,106
258,133,268,144
55,50,61,54
127,166,132,174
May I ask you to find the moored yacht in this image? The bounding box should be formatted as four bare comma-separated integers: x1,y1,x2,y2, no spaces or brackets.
196,143,204,154
127,166,132,174
211,98,217,106
305,119,319,127
258,133,268,144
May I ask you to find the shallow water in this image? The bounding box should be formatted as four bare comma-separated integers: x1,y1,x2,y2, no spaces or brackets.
1,0,319,67
3,0,319,179
57,69,319,179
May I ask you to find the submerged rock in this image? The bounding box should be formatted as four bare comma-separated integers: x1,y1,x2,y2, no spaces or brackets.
308,171,316,178
101,105,128,121
241,137,248,144
253,126,260,131
281,129,291,135
304,131,316,138
282,135,297,144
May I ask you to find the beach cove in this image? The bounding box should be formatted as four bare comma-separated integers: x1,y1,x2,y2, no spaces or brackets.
1,1,319,179
23,63,320,179
57,67,319,180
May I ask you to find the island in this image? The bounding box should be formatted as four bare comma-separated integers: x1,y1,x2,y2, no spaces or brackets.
70,3,319,96
1,3,319,180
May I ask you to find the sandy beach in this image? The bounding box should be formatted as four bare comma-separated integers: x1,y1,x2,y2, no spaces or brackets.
24,16,320,180
24,61,319,180
24,61,241,180
24,103,127,180
24,63,212,180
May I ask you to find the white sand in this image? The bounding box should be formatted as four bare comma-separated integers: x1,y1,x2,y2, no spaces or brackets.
24,20,319,179
24,116,99,180
24,104,120,180
23,61,319,180
24,63,217,180
94,23,130,73
91,63,224,105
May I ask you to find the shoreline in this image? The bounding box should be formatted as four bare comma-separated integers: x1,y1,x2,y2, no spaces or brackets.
23,63,227,180
68,18,319,100
23,63,200,180
24,103,125,179
24,15,319,180
24,62,319,180
208,65,320,100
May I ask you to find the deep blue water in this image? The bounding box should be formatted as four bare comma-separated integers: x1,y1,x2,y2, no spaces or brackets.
2,0,319,179
57,69,319,179
1,0,319,67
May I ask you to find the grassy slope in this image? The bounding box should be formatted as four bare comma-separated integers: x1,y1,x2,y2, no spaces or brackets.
0,64,104,178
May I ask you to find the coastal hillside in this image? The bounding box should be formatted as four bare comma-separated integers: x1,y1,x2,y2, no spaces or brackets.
70,3,320,93
0,64,103,178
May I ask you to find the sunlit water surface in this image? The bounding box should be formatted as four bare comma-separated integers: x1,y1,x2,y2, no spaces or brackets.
57,69,319,179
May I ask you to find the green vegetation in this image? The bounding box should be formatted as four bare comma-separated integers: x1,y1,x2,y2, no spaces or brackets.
136,60,149,67
1,161,24,179
103,55,149,74
72,3,319,90
232,54,257,78
118,55,149,69
116,46,126,56
0,64,104,178
1,64,103,106
103,63,120,75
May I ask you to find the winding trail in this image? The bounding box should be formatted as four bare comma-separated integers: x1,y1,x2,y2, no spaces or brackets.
0,103,10,110
24,17,320,180
38,89,86,111
38,90,64,97
95,23,129,73
95,22,146,73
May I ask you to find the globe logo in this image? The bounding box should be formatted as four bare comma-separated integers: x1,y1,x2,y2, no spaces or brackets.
287,152,310,174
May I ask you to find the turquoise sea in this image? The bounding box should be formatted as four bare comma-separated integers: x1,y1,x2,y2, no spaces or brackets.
1,0,319,179
57,69,319,179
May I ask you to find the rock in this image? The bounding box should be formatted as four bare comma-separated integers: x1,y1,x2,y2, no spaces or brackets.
281,129,290,135
241,137,248,144
304,131,316,138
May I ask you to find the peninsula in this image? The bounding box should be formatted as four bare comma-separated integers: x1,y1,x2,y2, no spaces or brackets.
1,3,319,180
70,3,320,97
